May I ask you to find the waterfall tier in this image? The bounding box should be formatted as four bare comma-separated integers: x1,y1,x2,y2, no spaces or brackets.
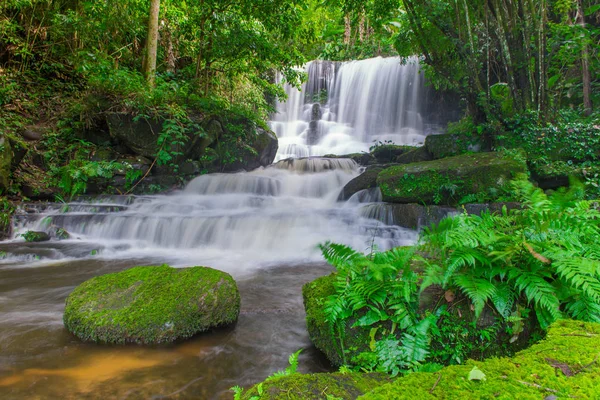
270,57,431,161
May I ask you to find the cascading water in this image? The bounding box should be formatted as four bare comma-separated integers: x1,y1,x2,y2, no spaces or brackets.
270,57,427,161
11,158,415,271
0,56,427,399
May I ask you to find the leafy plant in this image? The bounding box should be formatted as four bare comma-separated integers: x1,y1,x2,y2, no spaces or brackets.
320,242,437,375
421,178,600,329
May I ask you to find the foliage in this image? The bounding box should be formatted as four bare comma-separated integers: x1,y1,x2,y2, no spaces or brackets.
421,178,600,329
319,242,437,375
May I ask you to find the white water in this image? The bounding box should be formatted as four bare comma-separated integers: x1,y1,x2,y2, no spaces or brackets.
270,57,427,161
13,159,416,274
9,58,426,275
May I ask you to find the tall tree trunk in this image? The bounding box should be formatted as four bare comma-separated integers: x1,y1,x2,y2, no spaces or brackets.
577,0,593,116
144,0,161,87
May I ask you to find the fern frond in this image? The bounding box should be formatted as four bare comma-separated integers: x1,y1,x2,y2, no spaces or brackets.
452,274,497,317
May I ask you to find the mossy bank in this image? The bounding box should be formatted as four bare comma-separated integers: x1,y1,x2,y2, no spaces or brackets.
63,265,240,344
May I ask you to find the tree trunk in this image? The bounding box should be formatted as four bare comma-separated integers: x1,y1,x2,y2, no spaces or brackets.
144,0,161,87
577,0,593,116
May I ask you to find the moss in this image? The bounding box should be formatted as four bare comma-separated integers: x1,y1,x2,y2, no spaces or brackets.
22,230,50,242
360,320,600,399
63,265,240,344
425,133,485,160
0,135,13,191
377,152,526,205
242,372,392,400
395,146,433,164
371,145,414,164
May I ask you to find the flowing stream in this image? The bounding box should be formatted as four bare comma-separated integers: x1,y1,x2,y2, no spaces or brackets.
0,57,429,399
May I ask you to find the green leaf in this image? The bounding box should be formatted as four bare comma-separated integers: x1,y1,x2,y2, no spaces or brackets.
468,366,486,381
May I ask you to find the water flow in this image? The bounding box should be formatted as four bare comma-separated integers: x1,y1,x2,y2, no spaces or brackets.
12,159,415,272
270,57,426,161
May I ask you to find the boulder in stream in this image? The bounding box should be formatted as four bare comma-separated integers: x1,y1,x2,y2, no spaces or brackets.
21,230,51,242
63,265,240,344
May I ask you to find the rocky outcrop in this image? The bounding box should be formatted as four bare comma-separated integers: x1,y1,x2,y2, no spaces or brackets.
377,152,527,205
0,136,13,192
395,146,433,164
338,166,385,201
425,133,486,160
63,265,240,344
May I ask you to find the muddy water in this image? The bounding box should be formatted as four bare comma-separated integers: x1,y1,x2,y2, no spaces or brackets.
0,244,333,399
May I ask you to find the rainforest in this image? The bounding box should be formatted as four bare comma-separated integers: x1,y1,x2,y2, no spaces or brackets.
1,0,600,399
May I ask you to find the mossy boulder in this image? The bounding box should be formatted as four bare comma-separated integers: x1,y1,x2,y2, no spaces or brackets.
22,230,51,242
425,133,486,160
395,146,433,164
338,166,385,201
371,145,414,164
242,372,392,400
377,152,526,205
0,135,13,191
63,265,240,344
360,320,600,399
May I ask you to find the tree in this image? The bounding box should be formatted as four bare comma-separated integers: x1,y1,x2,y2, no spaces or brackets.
144,0,161,87
577,0,593,115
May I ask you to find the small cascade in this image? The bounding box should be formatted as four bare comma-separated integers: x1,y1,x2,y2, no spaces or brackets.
270,57,431,161
14,159,416,269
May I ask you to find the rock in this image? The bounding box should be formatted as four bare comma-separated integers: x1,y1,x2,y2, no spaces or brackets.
360,320,600,399
0,136,13,191
338,166,384,201
311,103,322,121
22,231,51,242
371,145,414,164
325,153,376,166
219,125,278,172
63,265,240,344
19,128,43,141
395,146,433,164
529,161,597,190
377,152,527,205
50,227,70,240
425,133,486,160
106,113,163,158
242,372,392,400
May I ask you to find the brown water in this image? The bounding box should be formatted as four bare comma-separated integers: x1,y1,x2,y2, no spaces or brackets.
0,242,333,400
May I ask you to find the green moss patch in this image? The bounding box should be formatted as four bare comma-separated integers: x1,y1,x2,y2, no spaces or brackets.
360,320,600,399
242,372,392,400
63,265,240,344
377,152,526,205
425,133,485,160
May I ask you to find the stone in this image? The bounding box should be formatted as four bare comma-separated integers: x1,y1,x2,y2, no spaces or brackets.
395,146,433,164
338,166,384,201
377,152,527,205
63,265,240,344
0,136,13,191
21,231,51,242
425,132,487,160
371,145,414,164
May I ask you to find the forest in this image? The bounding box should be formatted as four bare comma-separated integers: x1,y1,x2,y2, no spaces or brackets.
1,0,600,399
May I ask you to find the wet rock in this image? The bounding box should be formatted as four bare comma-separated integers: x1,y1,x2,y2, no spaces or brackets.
377,152,526,205
338,166,384,201
22,230,51,242
425,132,487,160
371,145,414,164
19,128,43,141
50,227,70,240
64,265,240,344
395,145,433,164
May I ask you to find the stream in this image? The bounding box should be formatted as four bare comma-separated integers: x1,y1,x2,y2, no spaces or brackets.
0,57,437,399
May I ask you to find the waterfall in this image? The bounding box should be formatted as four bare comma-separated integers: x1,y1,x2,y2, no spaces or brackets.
270,57,427,161
13,159,416,271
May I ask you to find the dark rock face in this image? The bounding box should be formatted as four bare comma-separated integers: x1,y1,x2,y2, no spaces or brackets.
395,146,433,164
338,166,384,201
371,145,414,164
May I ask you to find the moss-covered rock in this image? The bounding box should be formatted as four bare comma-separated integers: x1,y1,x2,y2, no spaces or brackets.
0,135,13,192
425,133,486,160
371,145,414,164
377,152,526,205
395,146,433,164
63,265,240,344
242,372,392,400
529,160,600,190
338,166,385,201
22,230,51,242
360,320,600,399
